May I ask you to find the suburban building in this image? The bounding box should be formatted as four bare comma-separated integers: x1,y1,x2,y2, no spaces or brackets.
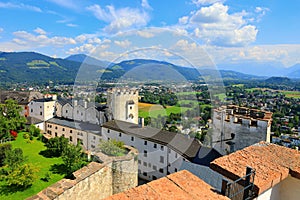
211,105,273,155
0,90,43,117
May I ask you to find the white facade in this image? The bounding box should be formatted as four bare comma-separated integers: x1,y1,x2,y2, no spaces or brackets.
256,175,300,200
211,106,272,155
107,88,139,124
45,120,102,151
101,126,184,181
28,99,56,121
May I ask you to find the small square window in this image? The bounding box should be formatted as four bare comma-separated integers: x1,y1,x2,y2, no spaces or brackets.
143,172,147,176
154,143,157,148
159,168,164,173
175,153,178,158
70,130,72,133
153,165,157,171
144,150,147,157
138,160,141,164
144,140,147,145
107,129,110,133
131,136,134,141
119,132,122,137
143,162,147,167
160,156,164,163
175,168,178,172
161,146,164,151
69,136,72,141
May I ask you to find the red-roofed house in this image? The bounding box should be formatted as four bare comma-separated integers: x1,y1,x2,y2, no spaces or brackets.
210,141,300,199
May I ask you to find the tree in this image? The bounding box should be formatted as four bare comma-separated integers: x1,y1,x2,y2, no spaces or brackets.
0,143,12,166
28,124,41,137
0,99,26,139
45,136,69,157
0,147,37,188
62,144,84,176
3,164,38,188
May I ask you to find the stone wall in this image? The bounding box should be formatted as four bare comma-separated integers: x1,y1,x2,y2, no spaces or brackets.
27,146,138,200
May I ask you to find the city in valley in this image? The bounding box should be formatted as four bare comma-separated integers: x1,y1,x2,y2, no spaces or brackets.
1,1,300,200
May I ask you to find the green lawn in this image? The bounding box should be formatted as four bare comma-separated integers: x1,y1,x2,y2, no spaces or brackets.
139,105,190,118
0,132,65,200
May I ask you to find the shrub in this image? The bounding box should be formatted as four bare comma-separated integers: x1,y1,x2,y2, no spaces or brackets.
98,139,126,157
0,143,12,166
23,133,30,139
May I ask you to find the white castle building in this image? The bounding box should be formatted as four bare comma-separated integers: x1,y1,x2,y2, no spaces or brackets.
211,105,272,155
28,87,221,181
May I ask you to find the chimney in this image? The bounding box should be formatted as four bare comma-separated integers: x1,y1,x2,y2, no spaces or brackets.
74,100,78,106
138,117,144,128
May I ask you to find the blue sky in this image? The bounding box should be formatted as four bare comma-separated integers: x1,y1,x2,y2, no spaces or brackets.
0,0,299,67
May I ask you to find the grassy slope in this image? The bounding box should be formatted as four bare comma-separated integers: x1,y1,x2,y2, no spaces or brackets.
0,132,64,200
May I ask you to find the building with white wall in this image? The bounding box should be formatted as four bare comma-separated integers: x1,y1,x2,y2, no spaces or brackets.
211,105,272,155
210,141,300,200
28,98,56,121
106,88,139,124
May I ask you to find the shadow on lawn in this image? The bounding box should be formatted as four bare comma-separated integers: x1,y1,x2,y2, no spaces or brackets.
39,149,55,158
49,164,67,175
0,184,28,196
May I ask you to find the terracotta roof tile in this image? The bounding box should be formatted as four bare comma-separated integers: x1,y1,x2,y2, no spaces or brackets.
210,141,300,195
105,170,229,200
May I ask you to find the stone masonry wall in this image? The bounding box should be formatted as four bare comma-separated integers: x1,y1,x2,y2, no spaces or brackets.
27,146,138,200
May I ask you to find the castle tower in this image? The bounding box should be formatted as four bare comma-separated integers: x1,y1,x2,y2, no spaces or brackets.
107,88,139,124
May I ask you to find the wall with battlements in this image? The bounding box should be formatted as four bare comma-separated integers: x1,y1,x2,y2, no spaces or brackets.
107,88,139,124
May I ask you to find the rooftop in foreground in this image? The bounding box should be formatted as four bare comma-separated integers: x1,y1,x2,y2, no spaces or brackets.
210,141,300,195
105,170,229,200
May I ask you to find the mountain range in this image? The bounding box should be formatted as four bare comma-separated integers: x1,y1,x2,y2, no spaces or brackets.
0,51,299,85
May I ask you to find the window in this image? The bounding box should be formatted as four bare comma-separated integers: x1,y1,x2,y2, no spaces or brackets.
93,136,96,140
160,156,164,163
40,112,42,115
143,172,147,176
66,110,68,113
159,168,164,173
31,109,33,113
91,145,95,148
107,129,110,133
138,160,141,164
62,128,65,131
77,138,82,145
130,106,132,110
175,153,178,158
40,106,42,109
153,165,157,171
70,130,72,133
148,163,151,168
168,148,171,153
138,169,141,174
131,136,134,141
69,136,72,142
153,143,157,148
55,132,57,137
161,146,164,151
144,140,147,145
175,168,178,172
144,150,147,157
119,132,122,137
152,176,157,180
62,134,65,137
108,137,110,141
55,126,57,130
143,162,147,167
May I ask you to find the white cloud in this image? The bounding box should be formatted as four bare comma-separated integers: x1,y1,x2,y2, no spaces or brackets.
86,4,150,34
46,0,79,10
182,3,258,46
34,27,47,35
12,30,76,47
0,28,3,33
67,23,78,27
0,2,42,12
255,7,269,22
114,40,131,48
141,0,152,10
136,30,155,38
67,43,96,55
192,0,225,6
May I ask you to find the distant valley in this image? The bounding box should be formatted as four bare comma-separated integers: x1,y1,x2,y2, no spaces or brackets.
0,51,299,85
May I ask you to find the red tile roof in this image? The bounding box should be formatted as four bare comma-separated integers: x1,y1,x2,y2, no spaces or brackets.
105,170,229,200
210,141,300,195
